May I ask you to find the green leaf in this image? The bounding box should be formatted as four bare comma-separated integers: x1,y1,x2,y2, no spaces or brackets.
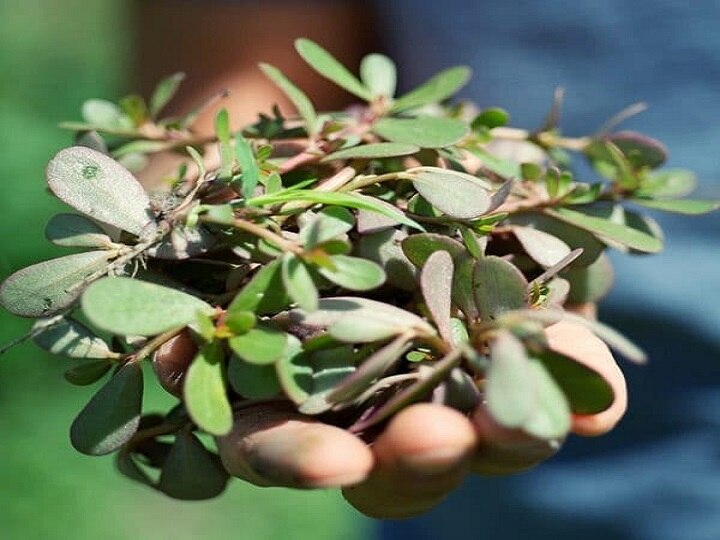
509,212,604,267
260,63,318,134
535,350,614,415
390,66,471,113
402,233,466,269
473,256,528,320
608,131,667,169
410,169,491,219
357,229,418,290
420,251,454,342
636,169,696,199
275,336,312,403
184,342,233,436
487,331,534,427
295,297,435,343
321,142,420,162
298,206,355,247
373,117,469,148
250,189,423,231
295,38,371,100
46,146,156,237
70,362,143,455
64,360,112,386
281,253,318,312
452,254,479,320
82,277,214,336
0,251,113,317
234,133,259,198
150,72,186,118
563,252,614,304
360,53,397,98
215,109,234,180
228,356,282,399
34,317,116,359
317,255,386,291
513,226,571,268
227,259,287,315
631,198,720,215
113,139,173,158
548,207,663,253
473,107,510,129
81,99,132,131
228,325,288,365
45,213,115,249
158,431,229,500
521,359,571,439
224,310,256,335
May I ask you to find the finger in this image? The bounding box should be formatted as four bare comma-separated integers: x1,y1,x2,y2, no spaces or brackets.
545,320,628,436
216,403,373,489
471,405,562,475
343,403,477,519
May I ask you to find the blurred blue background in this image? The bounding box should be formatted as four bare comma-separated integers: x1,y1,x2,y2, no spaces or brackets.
1,1,719,539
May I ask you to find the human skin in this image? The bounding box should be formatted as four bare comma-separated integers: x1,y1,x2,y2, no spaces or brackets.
157,319,626,519
137,1,627,518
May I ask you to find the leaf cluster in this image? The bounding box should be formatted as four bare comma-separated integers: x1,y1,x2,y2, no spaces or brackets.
1,39,717,500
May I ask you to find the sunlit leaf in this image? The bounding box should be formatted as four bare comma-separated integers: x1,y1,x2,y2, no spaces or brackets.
260,63,318,135
281,253,318,312
70,362,143,455
82,99,132,131
215,109,234,180
150,72,186,118
473,256,528,320
317,255,386,291
402,232,466,268
228,259,289,315
321,142,420,162
34,317,116,359
184,341,233,436
420,251,454,342
373,117,469,148
0,251,113,317
513,226,571,268
391,66,471,112
234,133,259,198
487,331,534,427
360,53,397,98
549,207,663,253
631,198,720,215
158,431,229,500
295,38,371,100
298,206,355,247
45,213,115,249
410,169,491,219
46,146,156,237
82,277,214,336
636,169,696,199
228,325,288,365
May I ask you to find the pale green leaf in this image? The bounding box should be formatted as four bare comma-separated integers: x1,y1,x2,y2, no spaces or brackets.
317,255,386,291
33,317,116,359
295,38,372,100
82,99,133,130
46,146,156,237
45,213,115,249
521,359,571,439
374,117,469,148
228,325,288,365
150,72,186,118
228,356,282,399
360,53,397,98
298,206,355,247
259,63,318,134
487,331,534,427
473,256,528,320
513,226,571,268
0,251,113,317
281,253,318,312
184,342,233,436
420,251,454,342
631,198,720,215
636,169,696,199
82,277,214,336
391,66,471,113
321,142,420,162
234,133,259,198
411,169,491,219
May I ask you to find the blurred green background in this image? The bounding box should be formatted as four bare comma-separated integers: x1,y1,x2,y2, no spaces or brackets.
0,2,369,538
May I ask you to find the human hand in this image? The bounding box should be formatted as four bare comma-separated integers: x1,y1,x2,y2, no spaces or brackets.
157,317,626,519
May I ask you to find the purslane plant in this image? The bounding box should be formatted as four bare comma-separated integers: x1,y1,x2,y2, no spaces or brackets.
1,39,717,500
